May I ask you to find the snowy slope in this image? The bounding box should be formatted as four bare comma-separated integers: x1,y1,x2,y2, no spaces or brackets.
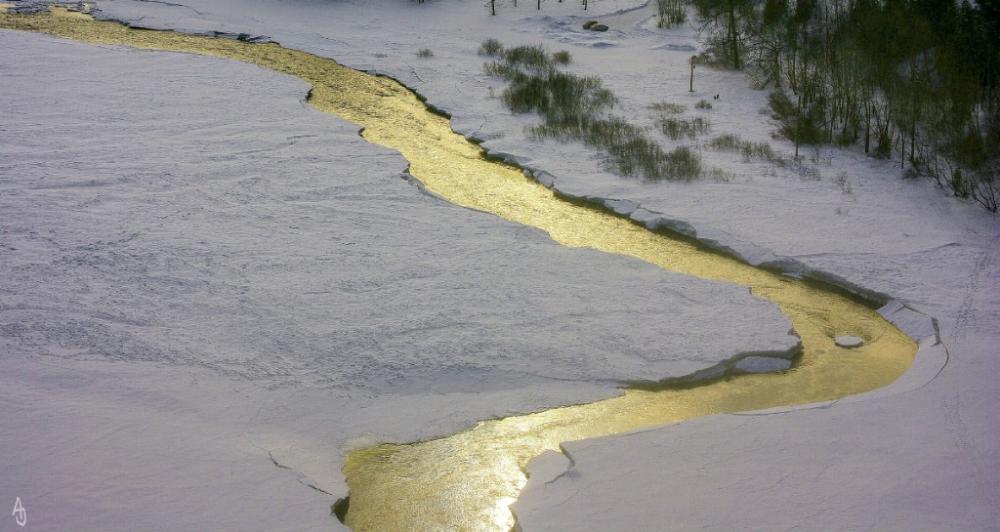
67,0,1000,529
0,28,799,530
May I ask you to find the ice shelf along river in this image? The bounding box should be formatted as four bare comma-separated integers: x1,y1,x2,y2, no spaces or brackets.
0,8,917,531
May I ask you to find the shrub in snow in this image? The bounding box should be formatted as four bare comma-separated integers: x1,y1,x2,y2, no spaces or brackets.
485,41,701,180
478,38,503,57
659,116,711,141
551,50,571,65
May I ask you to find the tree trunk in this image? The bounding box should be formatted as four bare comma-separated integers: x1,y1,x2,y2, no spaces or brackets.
864,99,871,154
728,4,740,69
900,133,905,169
689,58,695,92
909,61,917,165
796,89,803,158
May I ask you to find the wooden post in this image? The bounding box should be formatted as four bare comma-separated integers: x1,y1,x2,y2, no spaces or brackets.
689,56,696,92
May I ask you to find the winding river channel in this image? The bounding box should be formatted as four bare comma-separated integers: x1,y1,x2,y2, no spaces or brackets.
0,8,918,531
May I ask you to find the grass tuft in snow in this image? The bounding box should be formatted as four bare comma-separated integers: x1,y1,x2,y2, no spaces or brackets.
659,116,711,140
661,146,701,179
707,133,827,180
834,171,853,195
707,134,784,165
416,48,434,58
649,101,686,114
485,42,700,181
707,166,736,182
503,45,550,70
695,99,713,110
478,38,503,57
551,50,572,65
534,117,702,179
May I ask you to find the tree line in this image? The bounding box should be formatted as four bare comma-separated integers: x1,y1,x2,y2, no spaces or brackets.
692,0,1000,211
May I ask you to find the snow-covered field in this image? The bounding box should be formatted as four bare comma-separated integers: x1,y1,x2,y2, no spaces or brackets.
0,25,796,531
1,0,998,529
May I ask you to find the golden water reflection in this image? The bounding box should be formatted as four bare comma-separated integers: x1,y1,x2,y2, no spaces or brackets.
0,11,917,531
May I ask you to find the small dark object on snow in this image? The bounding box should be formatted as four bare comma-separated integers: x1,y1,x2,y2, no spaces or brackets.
332,497,350,523
590,23,609,31
583,20,599,29
714,94,719,100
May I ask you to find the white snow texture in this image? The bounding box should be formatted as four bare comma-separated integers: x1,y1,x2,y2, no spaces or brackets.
2,0,999,529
